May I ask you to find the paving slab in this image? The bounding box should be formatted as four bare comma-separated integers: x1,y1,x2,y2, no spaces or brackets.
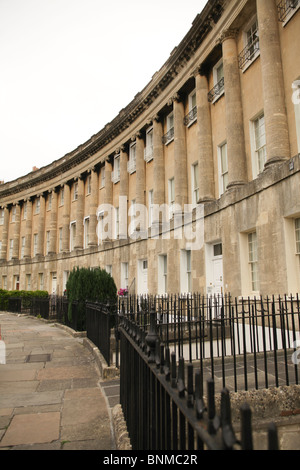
0,312,115,450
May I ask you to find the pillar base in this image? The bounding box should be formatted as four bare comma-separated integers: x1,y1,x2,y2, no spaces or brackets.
264,156,288,170
226,181,247,191
198,196,216,204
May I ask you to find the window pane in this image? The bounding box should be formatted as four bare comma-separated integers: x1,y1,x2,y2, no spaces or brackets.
296,218,300,253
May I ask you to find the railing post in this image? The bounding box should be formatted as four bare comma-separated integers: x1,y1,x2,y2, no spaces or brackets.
146,309,158,363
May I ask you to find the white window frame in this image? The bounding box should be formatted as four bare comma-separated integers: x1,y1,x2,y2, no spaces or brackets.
97,211,105,244
106,265,112,277
248,232,259,293
35,198,40,214
217,142,228,196
73,182,78,201
144,127,154,162
112,155,120,184
210,58,224,103
86,175,92,195
48,193,52,211
84,217,90,249
60,187,64,206
12,206,16,222
128,142,137,174
100,167,105,188
121,262,129,289
158,254,168,295
46,231,50,255
33,234,38,257
180,249,192,294
39,273,44,290
168,178,175,219
148,190,154,227
26,274,31,291
240,16,260,72
163,111,174,145
191,162,199,207
2,275,7,290
0,209,4,225
185,90,197,127
9,239,13,260
70,221,76,251
114,207,119,240
250,113,267,179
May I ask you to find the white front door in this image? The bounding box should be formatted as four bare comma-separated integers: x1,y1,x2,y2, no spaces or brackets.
212,257,223,296
138,259,148,295
206,243,223,294
51,272,57,295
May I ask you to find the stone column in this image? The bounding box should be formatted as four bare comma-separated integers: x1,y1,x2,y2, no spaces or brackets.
195,68,215,201
256,0,290,165
36,194,45,256
119,147,129,239
88,168,99,247
12,203,21,259
173,94,188,208
221,29,247,188
104,158,113,206
62,183,71,253
48,189,58,254
0,206,9,260
152,116,166,232
24,198,32,258
153,116,165,210
135,133,145,206
74,176,84,250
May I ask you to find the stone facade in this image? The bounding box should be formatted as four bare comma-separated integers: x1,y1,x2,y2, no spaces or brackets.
0,0,300,298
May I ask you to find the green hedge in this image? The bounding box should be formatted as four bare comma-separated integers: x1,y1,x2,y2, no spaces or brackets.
0,289,48,310
66,267,117,331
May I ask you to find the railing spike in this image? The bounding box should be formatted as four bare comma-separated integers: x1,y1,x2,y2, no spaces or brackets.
221,388,237,450
240,403,253,450
195,370,206,419
268,423,279,451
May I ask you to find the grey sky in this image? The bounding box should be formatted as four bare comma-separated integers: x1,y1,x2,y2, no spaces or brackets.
0,0,206,183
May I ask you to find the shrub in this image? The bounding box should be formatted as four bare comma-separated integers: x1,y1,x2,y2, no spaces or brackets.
66,267,117,330
0,289,48,311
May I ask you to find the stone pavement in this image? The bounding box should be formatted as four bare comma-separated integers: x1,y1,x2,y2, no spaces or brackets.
0,312,119,450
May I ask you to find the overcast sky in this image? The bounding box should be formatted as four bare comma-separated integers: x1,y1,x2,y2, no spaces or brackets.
0,0,207,183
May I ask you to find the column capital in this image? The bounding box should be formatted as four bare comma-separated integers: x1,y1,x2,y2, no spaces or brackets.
219,28,239,43
152,113,161,123
167,92,181,106
131,131,142,141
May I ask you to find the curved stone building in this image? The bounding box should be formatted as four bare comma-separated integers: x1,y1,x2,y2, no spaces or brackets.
1,0,300,298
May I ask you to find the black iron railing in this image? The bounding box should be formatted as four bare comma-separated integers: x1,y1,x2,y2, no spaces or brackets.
183,106,197,126
117,293,300,393
162,127,174,145
208,77,224,103
86,301,117,366
119,310,279,450
278,0,300,22
238,36,260,69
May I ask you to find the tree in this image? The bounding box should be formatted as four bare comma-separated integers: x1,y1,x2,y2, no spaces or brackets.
66,267,117,330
